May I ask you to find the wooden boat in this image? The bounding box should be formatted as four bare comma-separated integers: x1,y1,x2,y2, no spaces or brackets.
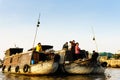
63,60,107,74
57,50,107,74
2,45,60,75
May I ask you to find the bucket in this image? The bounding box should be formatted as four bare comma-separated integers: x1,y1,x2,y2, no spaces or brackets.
31,60,34,64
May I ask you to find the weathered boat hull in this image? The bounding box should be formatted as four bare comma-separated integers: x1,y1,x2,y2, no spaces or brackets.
64,63,94,74
2,47,60,75
91,65,105,74
63,62,106,74
2,61,59,75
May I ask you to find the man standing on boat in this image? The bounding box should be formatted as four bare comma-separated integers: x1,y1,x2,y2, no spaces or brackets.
35,42,46,61
36,42,42,52
33,42,44,63
71,40,76,60
91,50,99,63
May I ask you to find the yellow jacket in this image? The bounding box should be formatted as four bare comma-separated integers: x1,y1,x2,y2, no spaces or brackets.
36,45,42,52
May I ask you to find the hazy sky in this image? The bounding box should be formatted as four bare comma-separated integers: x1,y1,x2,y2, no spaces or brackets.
0,0,120,59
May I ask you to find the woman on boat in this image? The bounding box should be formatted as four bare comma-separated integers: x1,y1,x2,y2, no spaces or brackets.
75,42,81,60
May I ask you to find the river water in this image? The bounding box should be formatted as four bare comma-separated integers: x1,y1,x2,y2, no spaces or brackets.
0,68,119,80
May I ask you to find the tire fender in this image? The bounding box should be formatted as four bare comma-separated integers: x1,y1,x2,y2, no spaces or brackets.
23,64,30,73
15,66,19,72
2,65,6,72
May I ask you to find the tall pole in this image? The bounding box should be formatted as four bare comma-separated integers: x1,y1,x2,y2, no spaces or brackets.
91,26,98,52
32,13,40,48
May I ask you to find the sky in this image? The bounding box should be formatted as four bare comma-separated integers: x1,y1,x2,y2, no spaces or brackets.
0,0,120,59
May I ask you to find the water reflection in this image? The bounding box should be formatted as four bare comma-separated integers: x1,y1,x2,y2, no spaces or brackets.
1,73,106,80
2,68,120,80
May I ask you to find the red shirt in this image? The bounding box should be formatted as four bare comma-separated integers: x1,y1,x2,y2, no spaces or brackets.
75,45,80,54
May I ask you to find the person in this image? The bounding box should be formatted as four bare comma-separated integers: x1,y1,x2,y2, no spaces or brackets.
85,51,89,59
64,41,74,63
68,41,72,50
75,42,80,60
71,40,76,52
71,40,76,60
36,43,42,53
34,42,46,63
91,50,99,63
62,42,68,50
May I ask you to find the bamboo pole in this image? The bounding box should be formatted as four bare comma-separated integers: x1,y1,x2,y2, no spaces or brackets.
32,14,40,48
91,26,98,52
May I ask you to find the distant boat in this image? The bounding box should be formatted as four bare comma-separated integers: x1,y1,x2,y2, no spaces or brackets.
57,50,107,74
2,45,60,75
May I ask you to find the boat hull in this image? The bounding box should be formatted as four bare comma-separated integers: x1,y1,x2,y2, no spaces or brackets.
64,63,94,74
63,62,106,74
91,65,106,74
2,48,60,75
2,60,59,75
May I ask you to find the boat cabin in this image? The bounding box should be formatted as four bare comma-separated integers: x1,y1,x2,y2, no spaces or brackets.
3,45,55,68
5,48,23,57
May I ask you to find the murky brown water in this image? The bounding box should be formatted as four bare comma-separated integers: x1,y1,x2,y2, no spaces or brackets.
0,68,119,80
